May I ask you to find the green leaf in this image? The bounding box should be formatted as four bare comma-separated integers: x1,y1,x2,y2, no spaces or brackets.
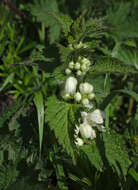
34,92,44,153
106,2,138,41
0,73,14,92
46,96,76,162
55,14,73,37
103,131,131,177
0,164,18,190
57,44,72,63
100,89,138,110
80,144,103,171
89,57,137,74
30,0,60,44
128,168,138,182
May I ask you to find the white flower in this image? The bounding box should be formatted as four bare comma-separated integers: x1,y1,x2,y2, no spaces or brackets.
81,64,87,71
74,62,80,70
97,125,106,132
82,57,91,65
82,98,89,106
75,42,84,49
79,82,93,94
74,92,82,102
81,111,88,124
65,76,78,94
87,109,104,125
84,103,93,109
76,70,82,76
88,93,95,100
75,137,84,146
79,123,96,139
74,125,80,135
68,61,74,69
65,68,71,75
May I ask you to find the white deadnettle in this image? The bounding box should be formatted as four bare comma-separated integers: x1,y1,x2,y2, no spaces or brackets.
82,57,91,65
74,62,80,70
82,98,89,106
88,93,95,100
81,64,87,71
75,137,84,146
75,42,84,49
79,82,93,94
65,68,71,75
84,103,93,109
79,123,96,139
68,61,74,69
74,92,82,102
97,125,106,132
76,70,82,76
74,124,80,138
87,109,104,125
65,76,78,94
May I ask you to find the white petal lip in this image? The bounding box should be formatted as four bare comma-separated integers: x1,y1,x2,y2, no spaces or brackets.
79,123,96,139
87,109,103,124
74,92,82,102
65,76,78,94
75,137,84,146
79,82,93,94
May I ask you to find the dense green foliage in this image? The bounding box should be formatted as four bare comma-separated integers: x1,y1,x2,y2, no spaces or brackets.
0,0,138,189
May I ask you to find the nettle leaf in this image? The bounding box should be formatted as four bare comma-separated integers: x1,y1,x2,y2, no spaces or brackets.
89,57,137,74
106,2,138,41
30,0,60,44
57,44,73,63
0,164,19,190
46,96,76,162
56,14,73,37
103,131,131,178
80,144,103,171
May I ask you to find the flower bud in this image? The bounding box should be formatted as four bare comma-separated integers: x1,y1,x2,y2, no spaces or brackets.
65,76,77,94
75,42,83,49
79,82,93,94
97,125,106,132
79,123,96,139
76,70,82,76
75,137,84,146
88,93,95,100
82,98,89,106
81,64,87,71
74,92,82,102
87,109,103,125
68,61,74,69
82,57,91,65
65,68,71,75
74,62,80,70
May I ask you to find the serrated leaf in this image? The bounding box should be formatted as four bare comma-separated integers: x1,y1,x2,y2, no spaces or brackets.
45,96,76,162
103,131,131,177
34,92,44,153
80,144,103,171
57,44,72,63
30,0,60,44
89,57,137,74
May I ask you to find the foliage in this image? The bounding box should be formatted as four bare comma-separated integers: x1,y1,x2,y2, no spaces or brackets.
0,0,138,189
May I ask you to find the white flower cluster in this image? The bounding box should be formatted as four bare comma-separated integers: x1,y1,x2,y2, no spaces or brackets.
65,56,91,76
61,46,105,146
62,77,95,109
69,41,88,50
75,109,106,146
